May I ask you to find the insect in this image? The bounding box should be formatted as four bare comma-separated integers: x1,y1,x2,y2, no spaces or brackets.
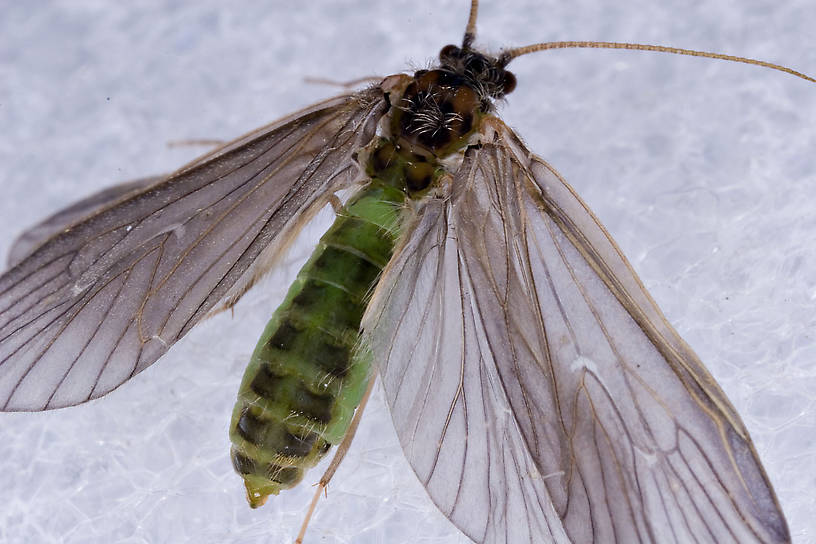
0,1,812,544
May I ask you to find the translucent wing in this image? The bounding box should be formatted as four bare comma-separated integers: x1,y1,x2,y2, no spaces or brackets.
0,88,386,411
7,176,160,267
363,122,789,544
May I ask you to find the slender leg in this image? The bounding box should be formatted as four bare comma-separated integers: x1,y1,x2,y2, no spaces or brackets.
294,372,378,544
166,139,226,148
303,75,383,89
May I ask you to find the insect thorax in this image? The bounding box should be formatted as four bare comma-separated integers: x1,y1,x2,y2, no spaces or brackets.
368,45,516,194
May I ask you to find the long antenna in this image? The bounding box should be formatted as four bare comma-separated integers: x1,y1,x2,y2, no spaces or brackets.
499,41,815,83
462,0,478,49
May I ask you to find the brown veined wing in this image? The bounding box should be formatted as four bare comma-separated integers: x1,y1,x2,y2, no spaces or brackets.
0,87,386,412
362,120,789,544
6,176,161,268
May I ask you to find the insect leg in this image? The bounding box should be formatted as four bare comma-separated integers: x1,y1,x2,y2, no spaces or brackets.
303,75,384,89
294,371,378,544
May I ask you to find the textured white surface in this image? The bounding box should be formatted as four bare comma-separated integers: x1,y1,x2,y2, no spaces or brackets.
0,1,814,543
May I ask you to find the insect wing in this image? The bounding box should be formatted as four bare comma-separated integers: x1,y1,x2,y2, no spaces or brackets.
6,177,162,268
0,88,386,412
363,122,788,543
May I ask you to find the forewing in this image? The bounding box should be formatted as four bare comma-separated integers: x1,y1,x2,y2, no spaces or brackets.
0,88,386,411
364,123,788,544
7,176,160,268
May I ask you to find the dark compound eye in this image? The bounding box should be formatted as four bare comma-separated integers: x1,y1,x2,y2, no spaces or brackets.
501,71,517,95
439,44,461,62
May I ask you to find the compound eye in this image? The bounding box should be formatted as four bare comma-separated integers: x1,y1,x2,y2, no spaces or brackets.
501,71,517,95
439,44,460,62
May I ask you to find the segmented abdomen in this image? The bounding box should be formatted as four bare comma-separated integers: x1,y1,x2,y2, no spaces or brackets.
229,183,404,507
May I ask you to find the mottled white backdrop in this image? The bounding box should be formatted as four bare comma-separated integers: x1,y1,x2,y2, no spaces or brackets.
1,1,814,543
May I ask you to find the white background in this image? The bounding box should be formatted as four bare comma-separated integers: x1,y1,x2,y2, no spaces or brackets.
1,1,814,543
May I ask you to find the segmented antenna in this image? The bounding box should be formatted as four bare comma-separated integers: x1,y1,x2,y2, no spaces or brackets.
462,0,478,50
498,41,815,83
465,0,812,83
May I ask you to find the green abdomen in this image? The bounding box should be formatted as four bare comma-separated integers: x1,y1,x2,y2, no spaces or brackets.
229,183,404,507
